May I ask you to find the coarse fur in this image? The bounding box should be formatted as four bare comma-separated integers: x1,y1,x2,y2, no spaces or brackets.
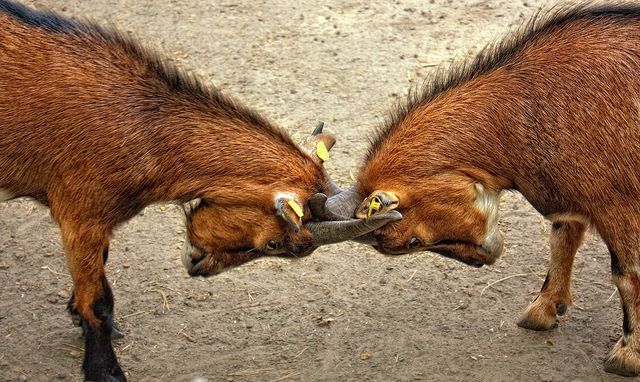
367,2,640,161
0,1,330,380
358,2,640,377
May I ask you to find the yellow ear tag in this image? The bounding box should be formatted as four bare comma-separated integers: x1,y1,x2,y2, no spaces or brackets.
316,141,330,162
367,197,382,217
288,200,304,218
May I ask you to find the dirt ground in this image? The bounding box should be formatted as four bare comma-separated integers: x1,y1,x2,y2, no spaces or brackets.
0,0,634,381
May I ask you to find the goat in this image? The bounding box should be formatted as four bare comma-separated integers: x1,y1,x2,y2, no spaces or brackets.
0,1,398,380
321,4,640,377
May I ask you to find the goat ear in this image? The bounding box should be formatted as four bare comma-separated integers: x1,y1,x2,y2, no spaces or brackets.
300,122,336,163
275,193,304,233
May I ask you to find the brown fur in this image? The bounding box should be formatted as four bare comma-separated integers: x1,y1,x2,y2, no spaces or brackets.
358,3,640,376
0,2,327,379
517,220,586,330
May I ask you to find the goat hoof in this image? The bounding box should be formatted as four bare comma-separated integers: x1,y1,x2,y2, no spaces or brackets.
604,338,640,377
517,294,569,331
85,364,127,382
87,376,126,382
517,314,558,331
87,377,126,382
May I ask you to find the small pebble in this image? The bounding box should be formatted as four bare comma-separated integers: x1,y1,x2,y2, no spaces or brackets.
0,261,9,269
317,318,333,327
123,263,131,269
57,290,70,299
539,374,553,382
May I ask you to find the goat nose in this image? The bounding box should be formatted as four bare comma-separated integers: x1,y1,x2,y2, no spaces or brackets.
286,242,315,257
190,247,206,265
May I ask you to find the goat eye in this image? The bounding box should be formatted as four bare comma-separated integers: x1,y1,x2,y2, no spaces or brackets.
408,237,421,249
265,241,278,251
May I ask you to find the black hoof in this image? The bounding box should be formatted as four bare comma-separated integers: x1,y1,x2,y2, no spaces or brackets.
86,372,127,382
87,376,127,382
84,353,127,381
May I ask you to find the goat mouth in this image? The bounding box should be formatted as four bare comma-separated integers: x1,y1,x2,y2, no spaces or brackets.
186,252,213,277
374,240,493,268
428,246,485,268
427,240,500,267
184,246,274,277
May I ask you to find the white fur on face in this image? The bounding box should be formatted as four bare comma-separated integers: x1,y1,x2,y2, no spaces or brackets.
0,190,14,202
474,183,504,259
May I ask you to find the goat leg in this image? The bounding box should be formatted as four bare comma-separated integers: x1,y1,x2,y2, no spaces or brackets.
517,220,585,331
61,222,126,382
604,246,640,377
67,246,125,339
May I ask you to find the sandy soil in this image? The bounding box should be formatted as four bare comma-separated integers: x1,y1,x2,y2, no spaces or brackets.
0,0,633,381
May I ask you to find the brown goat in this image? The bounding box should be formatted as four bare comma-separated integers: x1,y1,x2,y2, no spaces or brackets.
341,4,640,377
0,1,398,380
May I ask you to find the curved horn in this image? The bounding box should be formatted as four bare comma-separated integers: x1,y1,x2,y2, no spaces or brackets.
308,193,330,220
325,184,362,218
324,171,344,196
309,184,362,221
300,121,336,162
308,184,364,220
306,210,402,246
312,121,325,136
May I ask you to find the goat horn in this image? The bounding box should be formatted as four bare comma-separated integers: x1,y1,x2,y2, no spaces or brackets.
323,172,344,197
306,210,402,246
310,184,362,220
312,121,325,136
308,193,330,220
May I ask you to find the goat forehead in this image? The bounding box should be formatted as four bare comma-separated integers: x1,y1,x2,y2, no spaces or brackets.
0,189,14,202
